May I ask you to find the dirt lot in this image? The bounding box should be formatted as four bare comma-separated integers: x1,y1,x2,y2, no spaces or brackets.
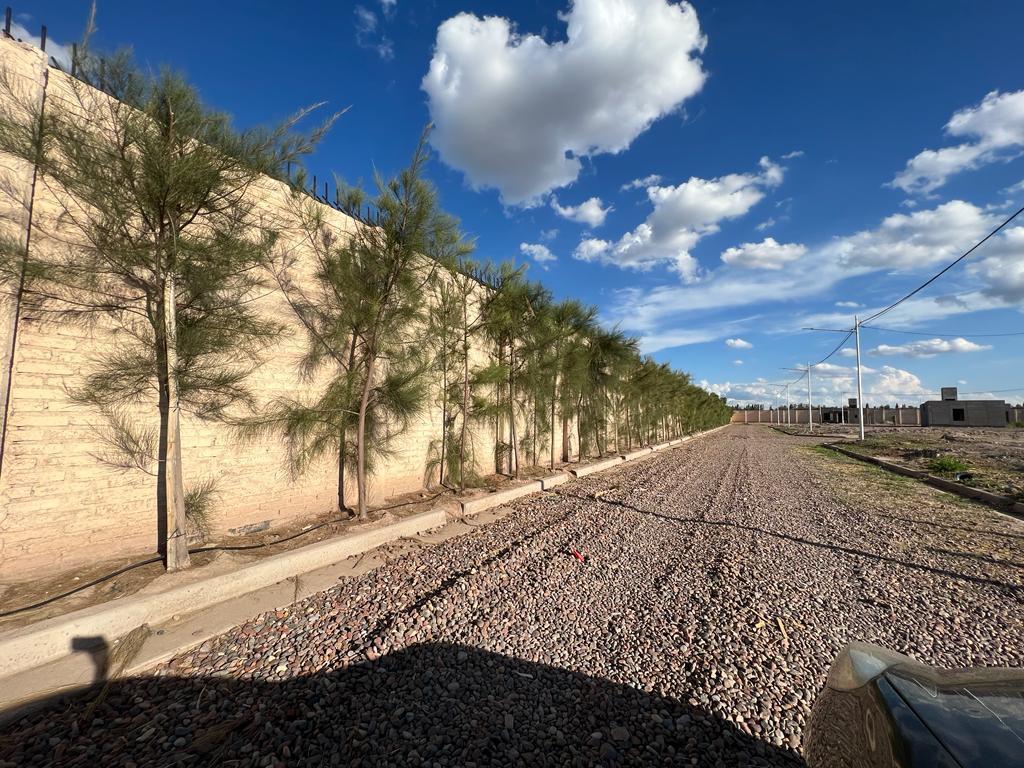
797,425,1024,501
2,424,1021,766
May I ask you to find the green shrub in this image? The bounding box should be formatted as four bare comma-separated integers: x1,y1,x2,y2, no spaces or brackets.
928,456,969,474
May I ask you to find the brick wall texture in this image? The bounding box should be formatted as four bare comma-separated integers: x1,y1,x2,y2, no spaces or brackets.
0,39,577,580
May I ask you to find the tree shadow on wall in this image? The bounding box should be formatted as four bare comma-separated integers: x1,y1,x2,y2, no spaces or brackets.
1,641,806,767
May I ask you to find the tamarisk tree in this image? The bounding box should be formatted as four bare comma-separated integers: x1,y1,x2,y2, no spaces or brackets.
0,53,334,569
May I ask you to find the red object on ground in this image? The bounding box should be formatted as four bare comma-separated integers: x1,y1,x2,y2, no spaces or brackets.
569,548,585,563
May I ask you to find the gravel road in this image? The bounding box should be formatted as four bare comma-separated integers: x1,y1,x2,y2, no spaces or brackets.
4,424,1023,767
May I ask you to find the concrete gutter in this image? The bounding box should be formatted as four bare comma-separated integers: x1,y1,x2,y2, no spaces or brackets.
540,473,570,490
570,456,623,478
0,508,447,680
621,448,653,461
460,481,542,514
826,443,1024,520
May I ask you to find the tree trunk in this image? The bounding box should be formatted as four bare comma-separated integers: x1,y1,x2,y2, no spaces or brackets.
495,345,504,475
337,333,358,514
439,359,447,487
337,426,347,513
550,374,557,470
613,400,620,454
575,394,584,460
157,276,190,571
356,354,376,520
561,408,570,464
531,394,538,468
459,314,469,491
508,347,519,478
625,404,632,450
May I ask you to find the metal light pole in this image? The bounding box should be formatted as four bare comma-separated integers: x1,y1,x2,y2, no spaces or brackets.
854,315,865,441
807,363,813,432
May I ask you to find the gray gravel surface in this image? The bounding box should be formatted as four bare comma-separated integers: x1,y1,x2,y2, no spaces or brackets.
3,424,1022,767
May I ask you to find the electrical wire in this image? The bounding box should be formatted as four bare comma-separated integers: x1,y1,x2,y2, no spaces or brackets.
779,329,855,389
862,203,1024,325
812,330,854,367
862,325,1024,338
0,491,446,619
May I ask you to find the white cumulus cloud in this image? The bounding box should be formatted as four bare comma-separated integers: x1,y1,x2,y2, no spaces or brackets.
574,157,784,278
551,196,611,228
869,337,992,358
967,225,1024,303
725,338,753,349
826,200,993,271
890,90,1024,195
720,237,806,270
422,0,707,205
520,242,557,263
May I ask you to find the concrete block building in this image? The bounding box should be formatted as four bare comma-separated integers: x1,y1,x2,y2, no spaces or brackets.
919,387,1010,428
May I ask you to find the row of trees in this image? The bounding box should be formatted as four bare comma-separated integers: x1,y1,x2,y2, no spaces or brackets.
0,48,729,572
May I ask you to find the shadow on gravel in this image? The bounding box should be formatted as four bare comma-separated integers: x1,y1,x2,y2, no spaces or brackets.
0,643,805,767
878,512,1024,541
561,493,1024,596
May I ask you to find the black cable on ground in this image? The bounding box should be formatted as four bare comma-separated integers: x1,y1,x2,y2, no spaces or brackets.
0,491,448,619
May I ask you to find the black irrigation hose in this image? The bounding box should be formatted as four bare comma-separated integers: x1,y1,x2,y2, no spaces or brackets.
0,491,448,619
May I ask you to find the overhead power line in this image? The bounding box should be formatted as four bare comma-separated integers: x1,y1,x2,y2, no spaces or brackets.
811,330,853,367
862,203,1024,325
861,325,1024,339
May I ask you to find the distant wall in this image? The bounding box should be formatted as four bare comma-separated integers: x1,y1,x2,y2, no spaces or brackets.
730,407,921,426
733,405,1024,427
0,39,579,580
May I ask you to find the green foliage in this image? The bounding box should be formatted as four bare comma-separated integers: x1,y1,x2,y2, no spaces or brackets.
929,456,970,475
0,45,335,566
256,128,470,518
184,478,218,541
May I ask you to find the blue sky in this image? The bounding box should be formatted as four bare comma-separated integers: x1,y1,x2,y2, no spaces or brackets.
19,0,1024,406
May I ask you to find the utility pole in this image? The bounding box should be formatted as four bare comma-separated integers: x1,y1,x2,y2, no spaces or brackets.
786,383,791,424
807,363,813,432
854,315,865,441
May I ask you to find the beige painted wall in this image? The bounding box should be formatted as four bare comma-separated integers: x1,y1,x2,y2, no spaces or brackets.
0,39,575,581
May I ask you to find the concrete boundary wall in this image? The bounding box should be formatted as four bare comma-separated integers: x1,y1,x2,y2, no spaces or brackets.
0,37,729,580
0,38,584,580
732,407,922,425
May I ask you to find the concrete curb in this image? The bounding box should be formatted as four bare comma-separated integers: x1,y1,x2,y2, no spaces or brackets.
0,508,447,680
620,448,653,461
825,443,1024,520
460,482,543,514
540,473,570,490
570,456,623,478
